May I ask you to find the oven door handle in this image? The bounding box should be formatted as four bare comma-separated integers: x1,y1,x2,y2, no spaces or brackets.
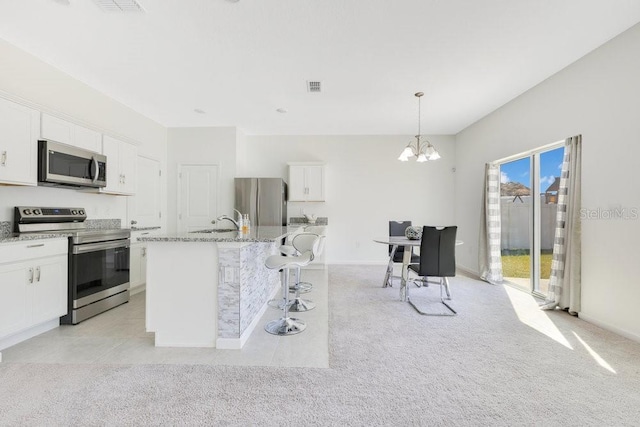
72,239,130,254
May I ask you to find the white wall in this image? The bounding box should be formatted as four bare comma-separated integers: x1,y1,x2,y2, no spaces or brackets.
0,38,167,226
243,135,456,264
166,127,238,232
455,23,640,340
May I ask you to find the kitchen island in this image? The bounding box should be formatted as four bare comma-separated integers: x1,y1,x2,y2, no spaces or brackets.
139,226,299,349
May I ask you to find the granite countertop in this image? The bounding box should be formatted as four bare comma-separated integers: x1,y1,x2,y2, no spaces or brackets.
131,226,162,231
288,216,329,226
0,218,132,244
0,233,72,244
138,226,292,243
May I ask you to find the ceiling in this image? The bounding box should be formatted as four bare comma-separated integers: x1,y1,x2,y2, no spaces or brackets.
1,0,639,135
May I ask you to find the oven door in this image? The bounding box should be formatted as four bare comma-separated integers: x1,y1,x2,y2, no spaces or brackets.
39,140,107,188
70,239,130,307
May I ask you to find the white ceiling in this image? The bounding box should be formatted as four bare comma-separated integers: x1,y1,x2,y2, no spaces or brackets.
1,0,639,135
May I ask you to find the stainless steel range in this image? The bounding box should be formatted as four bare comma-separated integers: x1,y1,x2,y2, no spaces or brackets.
14,207,130,324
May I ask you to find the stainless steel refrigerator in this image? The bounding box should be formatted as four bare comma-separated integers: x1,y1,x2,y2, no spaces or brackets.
234,178,288,226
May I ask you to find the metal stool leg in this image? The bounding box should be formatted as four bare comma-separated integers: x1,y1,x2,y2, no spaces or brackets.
265,268,306,335
288,266,316,312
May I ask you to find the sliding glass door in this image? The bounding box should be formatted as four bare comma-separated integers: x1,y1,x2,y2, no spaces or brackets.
499,145,564,296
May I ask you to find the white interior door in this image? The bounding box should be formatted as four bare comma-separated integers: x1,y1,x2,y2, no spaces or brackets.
178,164,218,233
128,156,161,227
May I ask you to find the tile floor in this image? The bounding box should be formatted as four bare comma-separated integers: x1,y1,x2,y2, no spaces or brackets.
1,268,329,368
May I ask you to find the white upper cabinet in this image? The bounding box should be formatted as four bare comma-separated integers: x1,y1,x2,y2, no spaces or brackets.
288,163,325,202
41,113,102,153
128,156,161,227
0,97,40,186
102,135,137,195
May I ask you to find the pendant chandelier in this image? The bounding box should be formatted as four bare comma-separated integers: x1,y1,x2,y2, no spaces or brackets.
398,92,441,162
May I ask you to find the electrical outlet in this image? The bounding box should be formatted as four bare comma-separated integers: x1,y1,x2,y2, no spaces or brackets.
224,267,234,283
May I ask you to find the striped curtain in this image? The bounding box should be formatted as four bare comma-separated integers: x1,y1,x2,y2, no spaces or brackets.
479,163,503,284
542,135,582,314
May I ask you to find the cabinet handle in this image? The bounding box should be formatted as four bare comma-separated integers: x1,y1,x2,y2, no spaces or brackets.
27,243,45,248
142,247,147,257
35,266,41,282
1,150,6,166
28,267,34,284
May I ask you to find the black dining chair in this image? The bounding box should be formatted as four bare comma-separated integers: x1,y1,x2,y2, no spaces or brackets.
383,221,421,287
406,225,457,316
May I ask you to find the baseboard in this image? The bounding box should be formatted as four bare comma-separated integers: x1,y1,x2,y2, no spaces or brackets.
216,282,281,350
578,313,640,344
0,318,59,351
456,265,482,280
130,283,146,296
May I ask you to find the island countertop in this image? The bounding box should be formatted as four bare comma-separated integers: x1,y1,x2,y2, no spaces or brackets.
138,225,300,243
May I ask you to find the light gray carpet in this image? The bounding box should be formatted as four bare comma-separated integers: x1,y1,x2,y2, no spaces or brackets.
2,265,640,426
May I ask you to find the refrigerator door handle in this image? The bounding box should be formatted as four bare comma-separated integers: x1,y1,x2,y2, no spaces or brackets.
256,181,260,227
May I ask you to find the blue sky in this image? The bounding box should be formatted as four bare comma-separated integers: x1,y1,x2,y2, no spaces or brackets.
500,147,564,191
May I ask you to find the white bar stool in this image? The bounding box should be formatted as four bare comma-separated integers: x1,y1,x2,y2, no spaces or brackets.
264,234,319,335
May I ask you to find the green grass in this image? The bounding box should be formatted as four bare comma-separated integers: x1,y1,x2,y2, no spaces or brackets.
501,253,552,279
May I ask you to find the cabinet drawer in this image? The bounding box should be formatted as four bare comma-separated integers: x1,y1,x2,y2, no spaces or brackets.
0,238,68,265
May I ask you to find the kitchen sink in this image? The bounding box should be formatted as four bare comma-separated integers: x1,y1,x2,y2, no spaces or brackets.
190,228,237,233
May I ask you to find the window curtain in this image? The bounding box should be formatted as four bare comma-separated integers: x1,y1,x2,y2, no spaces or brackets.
479,163,503,284
542,135,582,314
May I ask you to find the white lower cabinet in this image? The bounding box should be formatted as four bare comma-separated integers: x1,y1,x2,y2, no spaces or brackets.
31,255,67,325
0,239,68,345
129,229,160,292
130,244,147,290
0,264,29,338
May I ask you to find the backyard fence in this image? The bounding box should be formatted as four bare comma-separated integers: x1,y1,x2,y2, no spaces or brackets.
500,196,557,251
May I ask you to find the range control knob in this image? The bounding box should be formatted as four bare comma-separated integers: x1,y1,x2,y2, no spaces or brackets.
23,209,32,215
71,210,77,215
78,210,85,215
33,209,41,215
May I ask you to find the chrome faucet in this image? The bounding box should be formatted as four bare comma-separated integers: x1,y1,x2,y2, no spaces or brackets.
216,215,239,229
215,209,244,230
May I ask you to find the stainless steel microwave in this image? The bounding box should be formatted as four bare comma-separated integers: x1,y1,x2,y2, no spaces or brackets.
38,140,107,188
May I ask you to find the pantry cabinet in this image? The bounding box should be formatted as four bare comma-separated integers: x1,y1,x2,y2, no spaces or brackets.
0,97,40,186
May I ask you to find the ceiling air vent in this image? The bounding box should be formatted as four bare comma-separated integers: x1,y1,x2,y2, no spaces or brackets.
93,0,145,12
307,81,322,93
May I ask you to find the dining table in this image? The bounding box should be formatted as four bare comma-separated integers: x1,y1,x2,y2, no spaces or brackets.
373,236,463,303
